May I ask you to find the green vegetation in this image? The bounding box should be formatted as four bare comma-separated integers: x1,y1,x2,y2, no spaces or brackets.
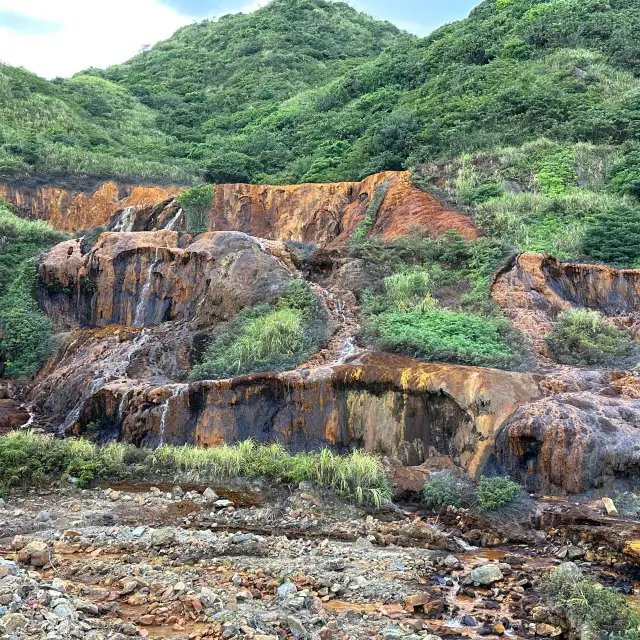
352,180,391,239
3,0,640,189
0,431,392,506
413,139,640,262
0,64,198,183
362,309,523,369
352,231,527,369
176,184,216,234
613,491,640,519
190,280,328,380
423,471,522,515
583,203,640,268
0,200,68,378
423,471,474,511
545,309,640,369
542,563,640,639
476,475,519,512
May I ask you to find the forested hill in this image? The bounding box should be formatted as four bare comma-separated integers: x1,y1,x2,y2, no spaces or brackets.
1,0,640,185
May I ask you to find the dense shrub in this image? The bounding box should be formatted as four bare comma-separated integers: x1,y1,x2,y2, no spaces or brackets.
190,280,328,381
423,471,474,511
545,309,640,369
0,431,392,506
583,203,640,267
0,201,68,378
176,184,216,235
361,309,525,370
476,476,519,512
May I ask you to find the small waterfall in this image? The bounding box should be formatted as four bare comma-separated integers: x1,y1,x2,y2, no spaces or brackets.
164,208,183,231
157,384,188,447
133,248,160,327
114,206,136,232
60,377,105,432
117,391,129,423
336,337,356,363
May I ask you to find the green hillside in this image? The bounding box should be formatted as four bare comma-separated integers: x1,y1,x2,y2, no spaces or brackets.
0,0,402,184
3,0,640,187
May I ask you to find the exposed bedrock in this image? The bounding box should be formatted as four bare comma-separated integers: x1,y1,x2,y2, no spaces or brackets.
496,388,640,494
0,179,182,233
209,171,479,244
492,253,640,359
8,171,479,244
36,230,295,330
53,352,538,477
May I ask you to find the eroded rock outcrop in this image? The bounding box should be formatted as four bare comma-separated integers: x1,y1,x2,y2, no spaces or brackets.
492,253,640,359
0,180,182,233
38,348,537,476
497,387,640,494
37,231,295,330
3,172,479,246
210,171,479,244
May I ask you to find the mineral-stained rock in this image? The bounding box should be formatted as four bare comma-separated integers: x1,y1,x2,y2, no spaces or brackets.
492,253,640,360
210,171,479,244
0,179,182,233
37,230,295,330
2,172,479,246
64,352,538,474
496,392,640,494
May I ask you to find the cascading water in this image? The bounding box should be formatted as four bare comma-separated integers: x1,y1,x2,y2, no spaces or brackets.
133,248,161,327
113,206,136,232
157,384,188,446
164,209,183,231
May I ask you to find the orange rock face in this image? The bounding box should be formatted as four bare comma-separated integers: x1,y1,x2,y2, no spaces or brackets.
492,253,640,360
210,171,479,244
2,172,478,245
0,181,183,233
37,231,296,330
57,351,537,476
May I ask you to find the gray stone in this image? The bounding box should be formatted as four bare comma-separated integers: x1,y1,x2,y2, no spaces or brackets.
150,528,175,546
469,564,504,586
1,613,28,633
278,581,298,598
203,487,219,500
287,615,307,639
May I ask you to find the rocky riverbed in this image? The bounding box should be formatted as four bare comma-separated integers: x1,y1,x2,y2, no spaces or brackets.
2,482,640,640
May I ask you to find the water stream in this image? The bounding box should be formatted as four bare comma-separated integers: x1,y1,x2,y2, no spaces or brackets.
113,206,136,232
157,384,189,446
133,248,161,327
164,208,183,231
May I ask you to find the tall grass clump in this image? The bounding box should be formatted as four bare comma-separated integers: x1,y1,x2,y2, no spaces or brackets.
541,563,640,639
545,309,640,369
0,432,392,507
190,280,328,381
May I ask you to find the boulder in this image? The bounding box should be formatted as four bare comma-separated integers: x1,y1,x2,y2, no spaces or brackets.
468,565,504,586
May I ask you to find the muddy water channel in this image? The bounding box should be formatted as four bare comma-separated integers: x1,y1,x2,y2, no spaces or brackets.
1,483,639,639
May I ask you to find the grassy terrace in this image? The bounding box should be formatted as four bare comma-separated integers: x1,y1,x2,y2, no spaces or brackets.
0,431,393,507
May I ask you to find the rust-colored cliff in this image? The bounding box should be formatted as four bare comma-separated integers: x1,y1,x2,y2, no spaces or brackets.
0,181,183,233
2,171,478,243
210,171,479,244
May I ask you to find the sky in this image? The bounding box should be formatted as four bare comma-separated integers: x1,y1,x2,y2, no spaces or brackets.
0,0,479,79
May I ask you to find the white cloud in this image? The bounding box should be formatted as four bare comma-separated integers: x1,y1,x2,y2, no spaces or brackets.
0,0,193,78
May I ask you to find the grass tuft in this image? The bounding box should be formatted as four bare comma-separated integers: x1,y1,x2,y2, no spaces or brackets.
0,431,392,507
